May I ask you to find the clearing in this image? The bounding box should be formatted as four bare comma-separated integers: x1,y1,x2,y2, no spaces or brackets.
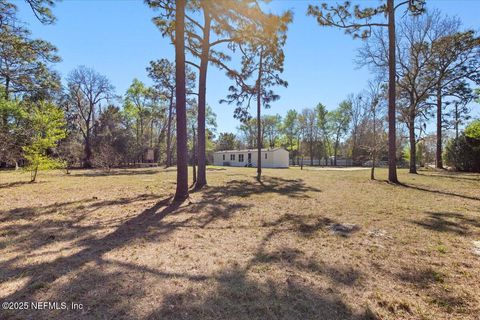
0,167,479,320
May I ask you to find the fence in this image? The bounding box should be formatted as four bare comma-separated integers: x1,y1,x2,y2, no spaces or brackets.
289,158,354,166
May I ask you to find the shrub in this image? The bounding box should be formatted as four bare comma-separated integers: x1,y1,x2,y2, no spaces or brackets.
444,134,480,172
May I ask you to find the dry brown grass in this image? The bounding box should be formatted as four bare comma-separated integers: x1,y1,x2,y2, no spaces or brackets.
0,166,479,320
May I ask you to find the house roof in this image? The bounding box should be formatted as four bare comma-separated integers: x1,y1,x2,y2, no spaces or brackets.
214,148,286,154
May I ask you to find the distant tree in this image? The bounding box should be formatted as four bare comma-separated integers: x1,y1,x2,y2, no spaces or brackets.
147,58,196,167
238,118,258,149
443,81,476,140
124,79,154,162
428,29,480,168
300,108,317,166
281,109,299,163
297,111,307,169
92,105,130,170
66,66,115,168
187,101,217,183
23,101,66,182
56,132,83,173
315,103,330,166
328,100,352,166
262,114,282,148
147,59,175,167
348,93,366,162
365,79,387,179
445,120,480,172
309,0,426,182
222,10,292,180
145,89,168,163
216,132,239,151
445,100,472,141
0,95,28,168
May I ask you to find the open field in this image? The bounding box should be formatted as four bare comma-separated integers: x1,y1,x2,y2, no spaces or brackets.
0,166,479,320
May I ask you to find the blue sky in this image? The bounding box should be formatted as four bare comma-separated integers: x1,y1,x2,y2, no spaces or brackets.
16,0,480,134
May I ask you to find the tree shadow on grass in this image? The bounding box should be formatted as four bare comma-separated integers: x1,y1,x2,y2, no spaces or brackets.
417,172,480,182
0,193,157,223
0,197,179,318
409,211,480,235
146,265,370,320
396,266,445,289
145,212,367,320
0,181,47,189
197,176,321,199
396,266,472,314
395,182,480,202
0,176,357,320
71,169,161,177
0,180,255,318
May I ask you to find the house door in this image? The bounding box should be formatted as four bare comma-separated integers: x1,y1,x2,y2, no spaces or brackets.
248,153,251,165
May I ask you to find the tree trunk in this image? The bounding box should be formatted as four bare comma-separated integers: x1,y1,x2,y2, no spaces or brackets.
352,132,356,164
334,133,340,166
387,0,398,183
371,151,376,180
334,140,338,166
166,94,174,167
136,119,140,162
310,142,314,166
173,0,189,202
408,115,417,174
256,49,263,181
371,108,376,180
195,9,211,189
323,137,327,166
288,139,295,165
31,165,38,183
4,76,10,100
84,127,92,168
455,104,459,140
150,119,154,148
435,84,443,169
2,76,9,127
192,124,197,185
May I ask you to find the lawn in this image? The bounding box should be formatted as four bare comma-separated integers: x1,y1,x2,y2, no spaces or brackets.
0,166,479,320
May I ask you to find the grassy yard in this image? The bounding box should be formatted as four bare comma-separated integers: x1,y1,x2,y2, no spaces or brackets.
0,166,479,320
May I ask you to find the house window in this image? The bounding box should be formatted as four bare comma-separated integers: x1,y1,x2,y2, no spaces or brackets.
265,153,268,159
230,154,235,161
222,154,225,161
239,154,244,162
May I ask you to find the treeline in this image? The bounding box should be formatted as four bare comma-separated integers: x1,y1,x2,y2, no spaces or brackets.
219,87,389,169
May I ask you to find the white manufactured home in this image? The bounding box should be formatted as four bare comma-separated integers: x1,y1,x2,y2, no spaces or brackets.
213,148,289,168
